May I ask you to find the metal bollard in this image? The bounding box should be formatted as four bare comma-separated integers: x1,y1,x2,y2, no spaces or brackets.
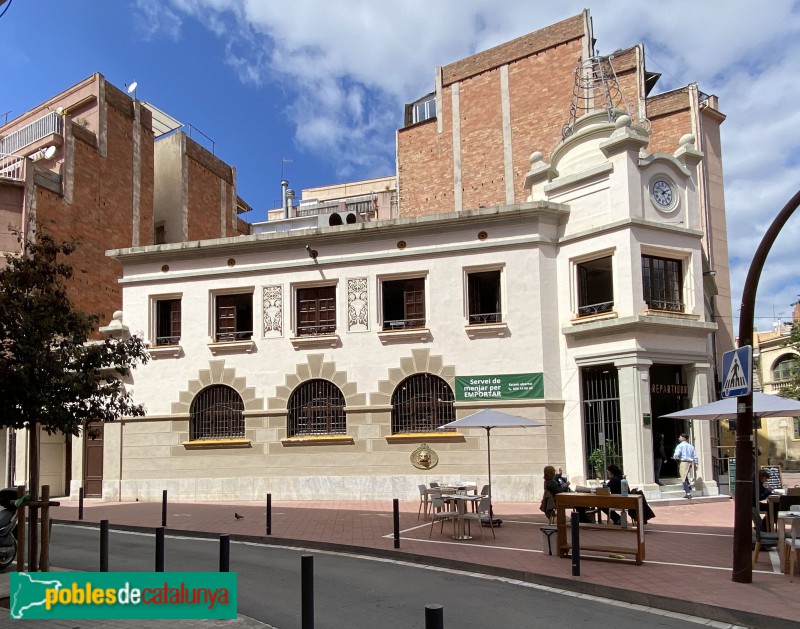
219,534,230,572
571,511,580,576
155,527,165,572
266,493,272,536
100,520,109,572
161,489,168,528
425,604,444,629
78,487,84,521
301,554,314,629
393,498,400,549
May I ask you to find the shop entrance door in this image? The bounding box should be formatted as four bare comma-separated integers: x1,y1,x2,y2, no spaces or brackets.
650,365,690,478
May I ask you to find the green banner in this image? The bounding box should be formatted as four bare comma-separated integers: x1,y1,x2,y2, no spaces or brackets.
455,373,544,401
10,572,237,620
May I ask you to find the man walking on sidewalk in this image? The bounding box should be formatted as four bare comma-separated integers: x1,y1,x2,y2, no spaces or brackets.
673,433,698,498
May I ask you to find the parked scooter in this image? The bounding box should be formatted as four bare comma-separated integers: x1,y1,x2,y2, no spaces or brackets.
0,488,28,570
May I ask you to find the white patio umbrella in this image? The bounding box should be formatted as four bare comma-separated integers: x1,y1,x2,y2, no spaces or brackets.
661,392,800,499
660,392,800,421
439,408,546,520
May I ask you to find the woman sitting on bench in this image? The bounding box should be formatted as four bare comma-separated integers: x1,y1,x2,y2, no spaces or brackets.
605,464,656,525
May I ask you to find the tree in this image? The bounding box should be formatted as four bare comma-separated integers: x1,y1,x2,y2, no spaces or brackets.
0,232,149,508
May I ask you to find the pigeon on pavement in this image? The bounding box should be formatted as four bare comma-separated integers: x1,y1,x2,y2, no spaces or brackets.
234,512,244,520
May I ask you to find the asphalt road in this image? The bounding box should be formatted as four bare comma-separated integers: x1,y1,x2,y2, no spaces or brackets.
48,524,702,628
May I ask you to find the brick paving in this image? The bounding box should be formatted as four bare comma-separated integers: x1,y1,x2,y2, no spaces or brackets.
40,493,799,628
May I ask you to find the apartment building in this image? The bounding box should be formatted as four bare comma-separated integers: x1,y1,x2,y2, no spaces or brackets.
0,73,250,494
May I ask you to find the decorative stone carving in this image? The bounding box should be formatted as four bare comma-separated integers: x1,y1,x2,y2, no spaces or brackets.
347,277,369,332
263,285,283,337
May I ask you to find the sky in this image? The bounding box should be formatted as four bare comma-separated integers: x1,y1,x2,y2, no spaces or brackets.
2,0,799,331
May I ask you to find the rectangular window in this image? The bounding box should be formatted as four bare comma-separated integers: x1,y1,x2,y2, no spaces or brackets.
296,286,336,336
577,256,614,317
467,270,501,324
215,293,253,341
412,96,436,124
794,417,800,440
642,255,684,312
382,278,425,330
155,298,181,346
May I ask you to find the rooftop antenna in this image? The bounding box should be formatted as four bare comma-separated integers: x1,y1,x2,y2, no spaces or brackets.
126,80,138,100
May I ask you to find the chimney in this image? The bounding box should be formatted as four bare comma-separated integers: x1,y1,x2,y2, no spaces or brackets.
281,179,289,219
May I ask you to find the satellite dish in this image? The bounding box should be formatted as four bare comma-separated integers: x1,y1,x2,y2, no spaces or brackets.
55,106,64,115
127,81,138,94
43,146,56,159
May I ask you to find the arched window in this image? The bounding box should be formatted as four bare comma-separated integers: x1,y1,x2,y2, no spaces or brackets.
772,354,799,382
391,373,454,434
288,379,346,437
190,385,244,440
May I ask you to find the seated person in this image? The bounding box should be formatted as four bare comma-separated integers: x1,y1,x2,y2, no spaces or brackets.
542,465,592,523
604,464,656,525
758,470,775,530
555,467,570,490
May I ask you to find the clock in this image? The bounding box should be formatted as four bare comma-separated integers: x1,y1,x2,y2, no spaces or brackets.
651,179,674,208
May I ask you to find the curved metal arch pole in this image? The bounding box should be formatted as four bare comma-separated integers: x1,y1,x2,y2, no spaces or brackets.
732,188,800,583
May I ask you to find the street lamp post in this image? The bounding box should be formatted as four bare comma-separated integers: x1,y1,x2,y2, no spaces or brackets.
732,189,800,583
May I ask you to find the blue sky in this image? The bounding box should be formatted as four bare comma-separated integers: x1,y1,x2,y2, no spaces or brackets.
2,0,800,331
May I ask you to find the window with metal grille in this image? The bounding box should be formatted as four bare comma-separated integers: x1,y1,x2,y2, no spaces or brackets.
190,385,245,440
382,278,425,330
467,270,502,324
215,293,253,341
391,374,454,434
296,286,336,336
642,255,684,312
287,379,346,437
155,298,181,346
581,365,623,477
577,256,613,317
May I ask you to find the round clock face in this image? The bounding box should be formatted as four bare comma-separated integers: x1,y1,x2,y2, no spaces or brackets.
652,180,674,208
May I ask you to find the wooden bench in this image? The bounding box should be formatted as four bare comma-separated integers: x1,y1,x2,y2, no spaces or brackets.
555,493,645,564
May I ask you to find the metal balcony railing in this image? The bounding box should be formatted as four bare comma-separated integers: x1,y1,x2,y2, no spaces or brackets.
645,299,684,313
0,111,62,156
383,318,426,331
468,312,502,324
578,301,614,317
155,335,181,347
0,153,25,181
214,330,253,342
297,324,336,336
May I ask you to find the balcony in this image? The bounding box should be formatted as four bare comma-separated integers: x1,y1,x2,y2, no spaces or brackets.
0,153,25,182
0,112,62,156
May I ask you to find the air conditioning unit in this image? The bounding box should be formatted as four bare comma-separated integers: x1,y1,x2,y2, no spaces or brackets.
318,211,363,228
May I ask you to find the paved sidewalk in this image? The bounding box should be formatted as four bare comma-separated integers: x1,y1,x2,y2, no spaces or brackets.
34,493,798,629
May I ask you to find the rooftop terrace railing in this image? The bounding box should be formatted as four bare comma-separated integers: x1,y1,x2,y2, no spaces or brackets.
0,111,62,156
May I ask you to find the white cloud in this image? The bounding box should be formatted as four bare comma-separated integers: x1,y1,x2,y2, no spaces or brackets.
138,0,800,328
134,0,183,42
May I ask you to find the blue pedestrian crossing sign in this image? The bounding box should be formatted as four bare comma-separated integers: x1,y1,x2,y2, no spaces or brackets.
721,346,752,398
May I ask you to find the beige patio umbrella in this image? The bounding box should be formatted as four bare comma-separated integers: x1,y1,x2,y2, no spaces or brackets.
439,408,546,523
